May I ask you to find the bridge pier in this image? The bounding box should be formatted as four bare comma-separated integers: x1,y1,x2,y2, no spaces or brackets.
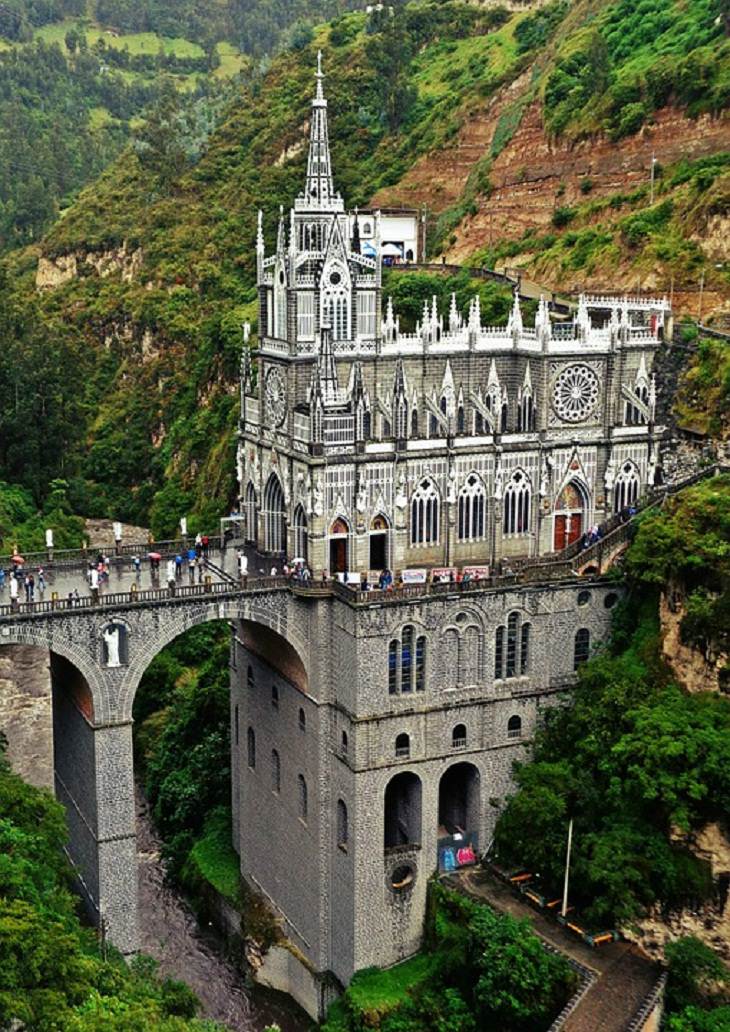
51,654,139,954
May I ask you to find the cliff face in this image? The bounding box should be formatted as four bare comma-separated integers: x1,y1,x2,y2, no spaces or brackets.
373,86,730,315
660,591,728,696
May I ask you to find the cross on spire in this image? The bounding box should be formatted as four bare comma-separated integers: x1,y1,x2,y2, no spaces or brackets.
300,52,341,210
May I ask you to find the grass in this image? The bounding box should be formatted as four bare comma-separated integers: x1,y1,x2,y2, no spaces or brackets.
214,41,247,79
33,18,205,57
185,807,241,905
321,953,434,1031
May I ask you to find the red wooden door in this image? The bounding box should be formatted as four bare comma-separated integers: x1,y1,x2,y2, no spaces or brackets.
553,515,567,550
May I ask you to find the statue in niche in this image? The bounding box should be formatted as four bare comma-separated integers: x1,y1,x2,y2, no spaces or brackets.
103,625,123,668
356,480,368,514
312,478,324,517
395,473,408,510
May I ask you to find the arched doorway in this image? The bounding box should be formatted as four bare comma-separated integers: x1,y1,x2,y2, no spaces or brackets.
329,516,350,575
384,771,422,849
263,474,286,554
369,514,389,571
553,481,587,550
437,762,480,871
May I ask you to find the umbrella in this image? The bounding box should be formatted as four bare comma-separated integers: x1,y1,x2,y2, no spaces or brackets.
291,557,307,565
148,552,162,561
11,554,24,564
381,242,403,257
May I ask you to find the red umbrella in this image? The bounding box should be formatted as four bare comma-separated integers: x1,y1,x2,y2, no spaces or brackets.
148,552,162,561
11,554,24,564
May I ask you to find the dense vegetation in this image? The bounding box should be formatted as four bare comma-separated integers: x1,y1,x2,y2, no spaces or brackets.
470,151,729,301
493,478,730,1026
323,882,576,1032
542,0,729,140
0,736,222,1030
134,623,233,881
0,3,520,532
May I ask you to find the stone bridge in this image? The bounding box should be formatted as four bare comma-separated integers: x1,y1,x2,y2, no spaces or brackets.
0,573,312,955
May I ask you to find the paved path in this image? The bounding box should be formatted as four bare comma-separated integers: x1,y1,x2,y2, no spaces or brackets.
447,868,660,1032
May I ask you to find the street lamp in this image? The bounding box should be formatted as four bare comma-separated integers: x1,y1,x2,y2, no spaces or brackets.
649,153,658,205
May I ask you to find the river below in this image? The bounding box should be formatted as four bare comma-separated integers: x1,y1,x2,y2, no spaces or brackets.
136,785,310,1032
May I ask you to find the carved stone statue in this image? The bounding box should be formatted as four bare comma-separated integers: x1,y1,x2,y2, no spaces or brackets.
604,459,616,491
395,473,408,510
446,469,457,505
493,463,503,502
356,480,367,514
539,459,549,499
312,478,324,517
103,625,122,668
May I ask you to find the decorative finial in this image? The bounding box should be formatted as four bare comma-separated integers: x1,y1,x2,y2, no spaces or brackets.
315,50,324,101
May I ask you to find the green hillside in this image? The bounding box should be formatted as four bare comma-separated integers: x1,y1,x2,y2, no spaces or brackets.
0,0,727,533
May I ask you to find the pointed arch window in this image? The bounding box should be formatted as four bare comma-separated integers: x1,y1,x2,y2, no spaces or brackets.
323,290,349,342
274,272,287,340
411,478,440,545
395,398,408,440
271,749,280,794
263,474,286,553
613,461,640,513
501,400,509,433
293,504,308,562
625,381,649,425
411,408,419,438
457,474,486,541
244,482,257,544
518,393,536,432
457,405,465,434
503,470,531,536
474,409,484,435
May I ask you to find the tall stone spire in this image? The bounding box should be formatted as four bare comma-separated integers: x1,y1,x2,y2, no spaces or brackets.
301,51,340,210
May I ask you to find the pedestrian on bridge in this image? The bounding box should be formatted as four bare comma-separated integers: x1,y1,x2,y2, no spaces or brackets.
132,555,141,578
238,551,248,586
0,568,5,593
9,574,18,610
167,559,176,596
38,567,46,594
90,566,100,604
188,556,196,584
175,553,183,579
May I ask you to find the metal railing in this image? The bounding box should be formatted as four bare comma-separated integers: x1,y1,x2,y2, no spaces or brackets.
0,535,224,574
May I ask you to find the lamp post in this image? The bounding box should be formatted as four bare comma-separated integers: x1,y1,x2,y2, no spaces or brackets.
561,818,574,919
649,152,658,205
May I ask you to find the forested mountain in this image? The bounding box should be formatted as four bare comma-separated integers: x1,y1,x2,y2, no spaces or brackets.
0,0,727,535
0,0,361,250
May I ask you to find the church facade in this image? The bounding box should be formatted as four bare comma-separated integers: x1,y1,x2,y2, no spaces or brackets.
230,57,669,1015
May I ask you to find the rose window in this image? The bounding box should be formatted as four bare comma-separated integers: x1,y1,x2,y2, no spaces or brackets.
552,365,599,422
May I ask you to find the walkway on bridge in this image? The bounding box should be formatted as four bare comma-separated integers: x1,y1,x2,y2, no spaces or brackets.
446,867,662,1032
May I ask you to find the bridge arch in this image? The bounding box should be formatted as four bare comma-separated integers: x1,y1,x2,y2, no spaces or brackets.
117,595,311,723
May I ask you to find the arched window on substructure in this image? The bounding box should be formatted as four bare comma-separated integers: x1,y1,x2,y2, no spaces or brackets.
271,749,280,794
503,470,531,536
457,474,486,541
337,799,348,850
613,461,640,513
293,504,308,563
297,774,308,823
507,715,522,739
389,625,426,694
247,665,254,691
494,612,530,679
244,481,257,544
263,473,286,554
247,727,256,769
395,732,410,759
298,707,306,732
452,723,467,749
411,479,439,546
574,628,591,670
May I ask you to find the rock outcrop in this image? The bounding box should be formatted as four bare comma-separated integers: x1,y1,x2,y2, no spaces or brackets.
36,244,143,290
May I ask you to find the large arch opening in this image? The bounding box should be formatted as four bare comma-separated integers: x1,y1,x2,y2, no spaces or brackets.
384,771,422,850
437,762,480,871
263,473,286,554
